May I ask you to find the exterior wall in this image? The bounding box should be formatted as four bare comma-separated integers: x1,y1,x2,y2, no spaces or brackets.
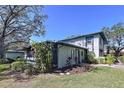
63,35,100,57
93,34,100,57
58,45,86,68
62,33,107,58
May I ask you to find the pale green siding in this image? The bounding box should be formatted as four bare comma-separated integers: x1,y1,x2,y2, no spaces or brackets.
58,45,86,68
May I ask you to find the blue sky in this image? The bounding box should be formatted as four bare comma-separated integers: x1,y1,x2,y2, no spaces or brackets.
31,5,124,42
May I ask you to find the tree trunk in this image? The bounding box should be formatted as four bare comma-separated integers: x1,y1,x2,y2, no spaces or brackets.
114,50,122,64
115,50,120,58
107,46,110,54
0,38,5,59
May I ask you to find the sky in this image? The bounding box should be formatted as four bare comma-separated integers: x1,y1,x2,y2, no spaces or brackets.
31,5,124,42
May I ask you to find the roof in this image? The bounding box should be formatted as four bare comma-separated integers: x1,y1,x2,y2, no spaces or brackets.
59,32,108,43
57,42,88,50
46,41,87,50
6,50,25,53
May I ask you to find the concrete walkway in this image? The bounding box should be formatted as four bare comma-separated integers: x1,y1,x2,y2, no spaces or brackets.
91,64,124,69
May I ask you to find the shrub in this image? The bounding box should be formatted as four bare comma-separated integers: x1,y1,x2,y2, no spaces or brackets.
0,58,15,64
95,55,115,65
11,61,27,72
96,57,106,64
118,56,124,63
11,60,37,75
105,54,115,65
32,42,53,73
24,63,36,75
87,51,97,64
16,58,26,62
0,59,4,64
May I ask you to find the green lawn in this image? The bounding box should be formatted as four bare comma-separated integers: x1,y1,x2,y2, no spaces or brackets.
0,64,10,73
0,67,124,88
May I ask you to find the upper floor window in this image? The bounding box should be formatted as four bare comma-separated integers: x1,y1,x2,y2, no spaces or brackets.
86,36,93,44
99,37,103,45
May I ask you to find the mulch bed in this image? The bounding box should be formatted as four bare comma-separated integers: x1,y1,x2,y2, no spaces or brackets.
53,63,94,75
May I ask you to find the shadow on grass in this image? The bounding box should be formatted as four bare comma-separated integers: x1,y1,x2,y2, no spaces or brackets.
91,67,113,73
0,71,33,82
0,73,11,81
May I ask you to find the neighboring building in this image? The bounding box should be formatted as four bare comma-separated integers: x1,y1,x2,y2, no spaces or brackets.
5,46,34,60
5,50,26,60
59,32,108,57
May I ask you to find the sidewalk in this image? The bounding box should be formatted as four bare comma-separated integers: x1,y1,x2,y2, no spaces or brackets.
91,64,124,69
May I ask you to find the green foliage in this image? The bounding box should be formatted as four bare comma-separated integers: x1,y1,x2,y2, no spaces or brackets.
102,23,124,57
0,59,4,64
24,63,36,75
0,58,15,64
16,58,26,62
96,55,115,65
11,59,36,75
105,54,115,65
32,42,53,73
0,6,47,59
96,57,106,64
11,61,27,72
0,64,10,72
87,52,115,65
118,56,124,63
87,51,97,64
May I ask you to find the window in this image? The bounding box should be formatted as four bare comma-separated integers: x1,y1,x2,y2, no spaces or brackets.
81,51,84,56
86,36,93,44
86,36,94,51
71,49,75,59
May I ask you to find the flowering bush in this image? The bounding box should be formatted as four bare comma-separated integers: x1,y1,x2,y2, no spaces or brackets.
66,57,72,66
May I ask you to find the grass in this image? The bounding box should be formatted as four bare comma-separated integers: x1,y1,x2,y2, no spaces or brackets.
0,64,11,81
0,67,124,87
0,64,10,73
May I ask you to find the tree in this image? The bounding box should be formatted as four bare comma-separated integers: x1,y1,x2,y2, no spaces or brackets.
102,23,124,58
0,5,47,58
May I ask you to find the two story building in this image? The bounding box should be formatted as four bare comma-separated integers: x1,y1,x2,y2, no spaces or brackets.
59,32,108,58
